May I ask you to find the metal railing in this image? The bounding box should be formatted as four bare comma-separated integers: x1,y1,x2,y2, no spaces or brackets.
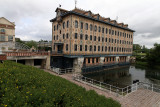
51,67,74,75
73,73,160,97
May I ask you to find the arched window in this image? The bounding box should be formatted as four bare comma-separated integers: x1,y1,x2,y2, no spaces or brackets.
67,21,69,28
75,20,78,28
90,24,92,31
85,23,88,30
63,22,65,29
106,28,108,34
57,24,58,30
54,25,56,31
94,25,97,31
98,26,101,32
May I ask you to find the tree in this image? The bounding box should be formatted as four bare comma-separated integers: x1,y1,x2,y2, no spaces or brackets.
147,43,160,67
25,40,37,48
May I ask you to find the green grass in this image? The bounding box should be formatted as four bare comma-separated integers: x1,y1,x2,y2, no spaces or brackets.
0,61,121,107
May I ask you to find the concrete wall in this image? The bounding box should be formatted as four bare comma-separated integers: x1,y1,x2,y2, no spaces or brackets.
73,57,84,73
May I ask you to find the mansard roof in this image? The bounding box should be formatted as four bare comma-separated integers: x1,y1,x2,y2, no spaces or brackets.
50,8,135,32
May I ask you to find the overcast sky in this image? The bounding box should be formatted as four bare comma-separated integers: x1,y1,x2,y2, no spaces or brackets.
0,0,160,48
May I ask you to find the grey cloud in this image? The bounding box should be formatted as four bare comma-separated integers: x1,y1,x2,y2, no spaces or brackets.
0,0,160,48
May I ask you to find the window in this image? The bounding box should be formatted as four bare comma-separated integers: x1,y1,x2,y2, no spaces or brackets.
74,44,77,51
67,21,69,28
98,37,100,41
90,45,92,51
131,35,132,38
118,31,119,36
90,24,93,31
105,46,107,52
114,47,116,52
111,47,113,52
66,33,69,39
94,46,96,51
85,45,87,51
85,34,88,40
60,30,61,34
63,34,65,39
109,38,110,42
102,46,104,51
81,22,83,29
66,44,68,51
112,30,114,35
80,34,83,40
109,47,110,52
0,35,5,41
54,35,55,40
57,35,58,40
105,38,107,42
115,31,117,35
92,58,94,63
117,48,118,52
102,28,104,33
75,33,78,39
98,26,101,32
109,29,111,34
85,23,88,30
63,22,65,29
117,40,119,44
75,20,78,28
80,45,82,51
98,46,100,51
94,36,96,41
57,24,58,30
54,25,56,31
120,40,121,44
90,35,92,40
106,28,108,34
120,32,122,36
94,25,97,31
125,33,126,37
112,39,114,43
96,58,98,63
102,37,104,42
115,39,116,43
88,58,90,63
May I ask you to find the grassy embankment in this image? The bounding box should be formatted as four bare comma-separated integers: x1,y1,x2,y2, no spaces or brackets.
0,61,121,107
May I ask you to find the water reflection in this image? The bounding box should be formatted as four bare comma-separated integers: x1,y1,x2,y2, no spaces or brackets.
83,65,160,88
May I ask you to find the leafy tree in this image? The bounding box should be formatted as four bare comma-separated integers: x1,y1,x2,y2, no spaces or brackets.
25,40,37,48
147,43,160,67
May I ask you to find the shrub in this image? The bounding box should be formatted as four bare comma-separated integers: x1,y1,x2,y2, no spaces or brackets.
0,61,121,107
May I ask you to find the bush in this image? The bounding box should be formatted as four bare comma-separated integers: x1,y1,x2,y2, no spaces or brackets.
0,61,121,107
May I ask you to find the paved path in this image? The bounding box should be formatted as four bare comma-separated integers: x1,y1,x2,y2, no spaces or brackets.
44,69,160,107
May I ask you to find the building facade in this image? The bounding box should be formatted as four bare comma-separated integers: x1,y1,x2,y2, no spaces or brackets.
0,17,15,43
50,7,135,73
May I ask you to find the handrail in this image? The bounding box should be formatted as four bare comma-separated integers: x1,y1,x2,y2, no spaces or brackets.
73,73,160,97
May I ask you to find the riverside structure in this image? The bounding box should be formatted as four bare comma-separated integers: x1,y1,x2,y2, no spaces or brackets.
50,7,135,73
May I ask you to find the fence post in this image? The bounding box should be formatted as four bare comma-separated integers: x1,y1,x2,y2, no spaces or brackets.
85,77,86,82
110,85,111,93
122,89,123,96
152,84,153,92
127,86,128,94
136,83,138,91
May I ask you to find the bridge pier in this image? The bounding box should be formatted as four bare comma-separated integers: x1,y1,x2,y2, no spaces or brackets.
25,59,34,66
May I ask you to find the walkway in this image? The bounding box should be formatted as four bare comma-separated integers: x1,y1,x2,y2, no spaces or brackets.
44,69,160,107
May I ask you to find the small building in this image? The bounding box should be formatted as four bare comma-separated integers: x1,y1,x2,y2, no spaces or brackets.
0,17,15,42
50,7,135,73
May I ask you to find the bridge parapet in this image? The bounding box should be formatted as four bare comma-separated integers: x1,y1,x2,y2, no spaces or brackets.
4,52,49,57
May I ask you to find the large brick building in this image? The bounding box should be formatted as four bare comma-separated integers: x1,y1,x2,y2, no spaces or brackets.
50,7,135,73
0,17,15,42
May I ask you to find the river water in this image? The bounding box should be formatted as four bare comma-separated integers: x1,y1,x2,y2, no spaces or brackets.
83,65,160,88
